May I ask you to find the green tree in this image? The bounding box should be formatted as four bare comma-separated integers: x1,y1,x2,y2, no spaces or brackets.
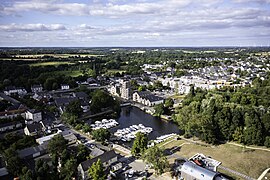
91,128,111,143
77,144,89,163
48,134,68,156
60,158,77,180
20,167,34,180
66,99,83,117
154,104,164,117
90,90,119,114
142,146,169,175
131,132,148,157
88,159,106,180
264,136,270,148
164,98,174,109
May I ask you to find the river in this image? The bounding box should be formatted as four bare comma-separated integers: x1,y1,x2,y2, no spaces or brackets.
109,106,181,146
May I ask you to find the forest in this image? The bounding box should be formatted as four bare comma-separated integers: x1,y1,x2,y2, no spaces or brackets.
174,75,270,147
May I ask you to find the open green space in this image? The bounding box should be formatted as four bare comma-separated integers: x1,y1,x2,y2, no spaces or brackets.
15,54,102,58
29,61,75,67
54,70,83,77
164,139,270,179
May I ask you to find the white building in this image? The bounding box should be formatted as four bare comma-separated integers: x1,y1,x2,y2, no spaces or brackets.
25,109,42,124
133,91,164,107
120,80,131,100
4,86,27,96
31,84,43,93
61,84,70,90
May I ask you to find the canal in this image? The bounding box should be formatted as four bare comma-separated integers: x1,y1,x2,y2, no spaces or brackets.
110,106,181,145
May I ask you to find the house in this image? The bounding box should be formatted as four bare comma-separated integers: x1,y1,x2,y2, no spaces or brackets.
24,123,43,136
31,84,43,93
0,121,22,133
61,84,70,90
180,162,221,180
78,150,118,180
4,86,27,96
36,130,78,145
54,97,78,114
0,104,26,119
17,143,48,159
133,91,164,106
25,109,42,124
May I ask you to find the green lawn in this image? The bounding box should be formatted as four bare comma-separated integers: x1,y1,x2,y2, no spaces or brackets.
164,139,270,179
29,61,75,67
56,70,84,77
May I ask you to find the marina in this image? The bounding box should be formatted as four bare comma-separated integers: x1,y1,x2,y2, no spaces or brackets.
114,124,153,142
90,119,119,130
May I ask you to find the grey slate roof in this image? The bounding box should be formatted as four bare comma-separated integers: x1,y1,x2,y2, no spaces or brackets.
80,150,118,171
25,123,43,133
136,91,163,102
17,143,48,159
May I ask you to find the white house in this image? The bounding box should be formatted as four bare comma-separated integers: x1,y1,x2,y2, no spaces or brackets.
31,84,43,93
61,84,70,90
25,109,42,124
133,91,163,107
4,86,27,96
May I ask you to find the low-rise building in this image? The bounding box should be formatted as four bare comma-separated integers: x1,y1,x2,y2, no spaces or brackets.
61,84,70,90
78,150,118,180
25,109,42,124
24,123,43,136
4,86,27,96
133,91,164,106
0,121,23,132
31,84,43,93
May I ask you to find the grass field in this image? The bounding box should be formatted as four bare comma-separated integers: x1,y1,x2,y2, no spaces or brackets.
15,54,103,58
107,69,126,73
30,61,75,67
164,139,270,179
55,70,83,77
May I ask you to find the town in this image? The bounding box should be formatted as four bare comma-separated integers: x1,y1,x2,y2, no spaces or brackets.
0,47,269,180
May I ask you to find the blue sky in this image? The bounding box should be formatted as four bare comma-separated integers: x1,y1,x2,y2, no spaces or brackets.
0,0,270,47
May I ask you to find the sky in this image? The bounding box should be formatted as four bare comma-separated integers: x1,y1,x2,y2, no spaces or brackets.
0,0,270,47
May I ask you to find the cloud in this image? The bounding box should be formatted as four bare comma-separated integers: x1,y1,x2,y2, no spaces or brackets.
0,23,66,32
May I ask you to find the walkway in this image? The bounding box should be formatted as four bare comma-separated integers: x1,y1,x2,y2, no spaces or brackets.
218,165,256,180
257,168,270,180
227,142,270,152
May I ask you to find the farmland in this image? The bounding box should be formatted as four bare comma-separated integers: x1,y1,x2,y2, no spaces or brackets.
29,61,75,67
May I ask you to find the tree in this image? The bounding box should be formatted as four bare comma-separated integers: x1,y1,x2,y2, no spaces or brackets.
164,98,174,109
48,134,68,156
77,144,89,163
66,99,83,117
142,146,169,175
91,128,111,143
90,90,119,114
131,132,148,157
4,147,22,176
264,136,270,148
88,159,106,180
154,104,164,117
20,167,34,180
60,158,77,180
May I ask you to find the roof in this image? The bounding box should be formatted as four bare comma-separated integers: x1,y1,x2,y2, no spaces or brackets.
25,123,43,133
90,147,104,157
0,121,22,128
181,161,218,180
17,143,47,159
27,109,41,114
54,97,78,107
136,91,163,102
80,150,118,171
31,84,42,88
74,92,89,99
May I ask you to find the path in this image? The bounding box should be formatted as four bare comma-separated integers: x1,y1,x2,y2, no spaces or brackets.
218,165,256,180
227,142,270,152
257,168,270,180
